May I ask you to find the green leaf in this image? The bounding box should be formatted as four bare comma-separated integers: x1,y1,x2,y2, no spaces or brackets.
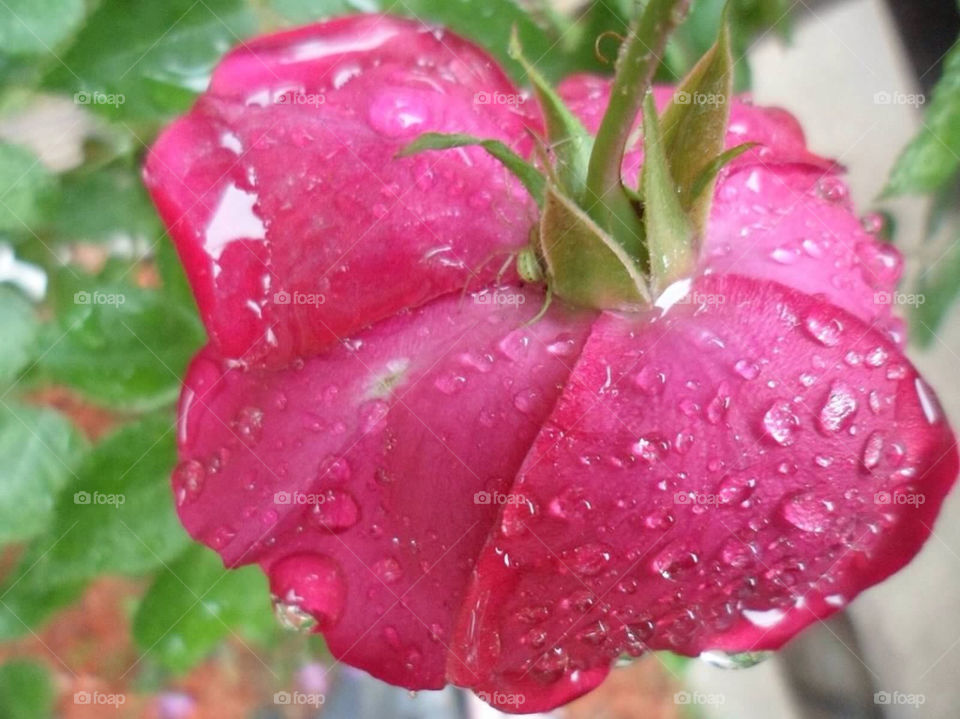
0,402,86,546
38,272,205,410
133,545,275,673
401,132,545,206
19,413,190,584
885,39,960,196
911,234,960,347
539,185,649,309
44,167,163,244
641,95,693,288
659,11,734,239
0,286,39,385
0,568,85,640
43,0,256,121
0,0,87,57
508,27,592,198
0,142,55,235
0,660,54,719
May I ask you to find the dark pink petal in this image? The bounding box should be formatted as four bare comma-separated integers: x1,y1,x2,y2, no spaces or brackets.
145,16,536,368
450,274,956,710
174,287,594,688
706,165,904,339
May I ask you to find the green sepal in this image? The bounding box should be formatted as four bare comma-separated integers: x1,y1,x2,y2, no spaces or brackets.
641,94,694,289
539,184,649,309
508,27,592,197
658,8,734,240
399,132,545,207
689,142,758,201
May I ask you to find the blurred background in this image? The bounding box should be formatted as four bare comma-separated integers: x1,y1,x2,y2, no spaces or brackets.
0,0,958,717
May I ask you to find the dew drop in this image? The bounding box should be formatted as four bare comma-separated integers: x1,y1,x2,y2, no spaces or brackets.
172,459,206,507
733,359,760,380
310,490,360,532
861,430,884,470
803,311,843,347
269,553,346,631
818,382,858,434
633,366,666,395
762,400,799,446
700,650,770,669
781,492,833,533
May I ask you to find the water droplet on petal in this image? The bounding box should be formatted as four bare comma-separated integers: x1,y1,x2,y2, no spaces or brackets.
270,554,346,631
233,406,264,444
818,382,858,434
781,492,834,533
310,490,360,532
652,543,699,580
633,366,666,395
762,400,800,446
804,311,843,346
861,430,884,470
173,459,206,506
373,557,403,584
733,359,760,380
700,650,770,669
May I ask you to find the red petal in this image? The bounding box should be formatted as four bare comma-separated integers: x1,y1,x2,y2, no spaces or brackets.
450,274,956,709
174,287,594,688
145,16,536,367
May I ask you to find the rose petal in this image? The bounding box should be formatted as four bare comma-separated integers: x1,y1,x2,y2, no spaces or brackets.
174,286,594,688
